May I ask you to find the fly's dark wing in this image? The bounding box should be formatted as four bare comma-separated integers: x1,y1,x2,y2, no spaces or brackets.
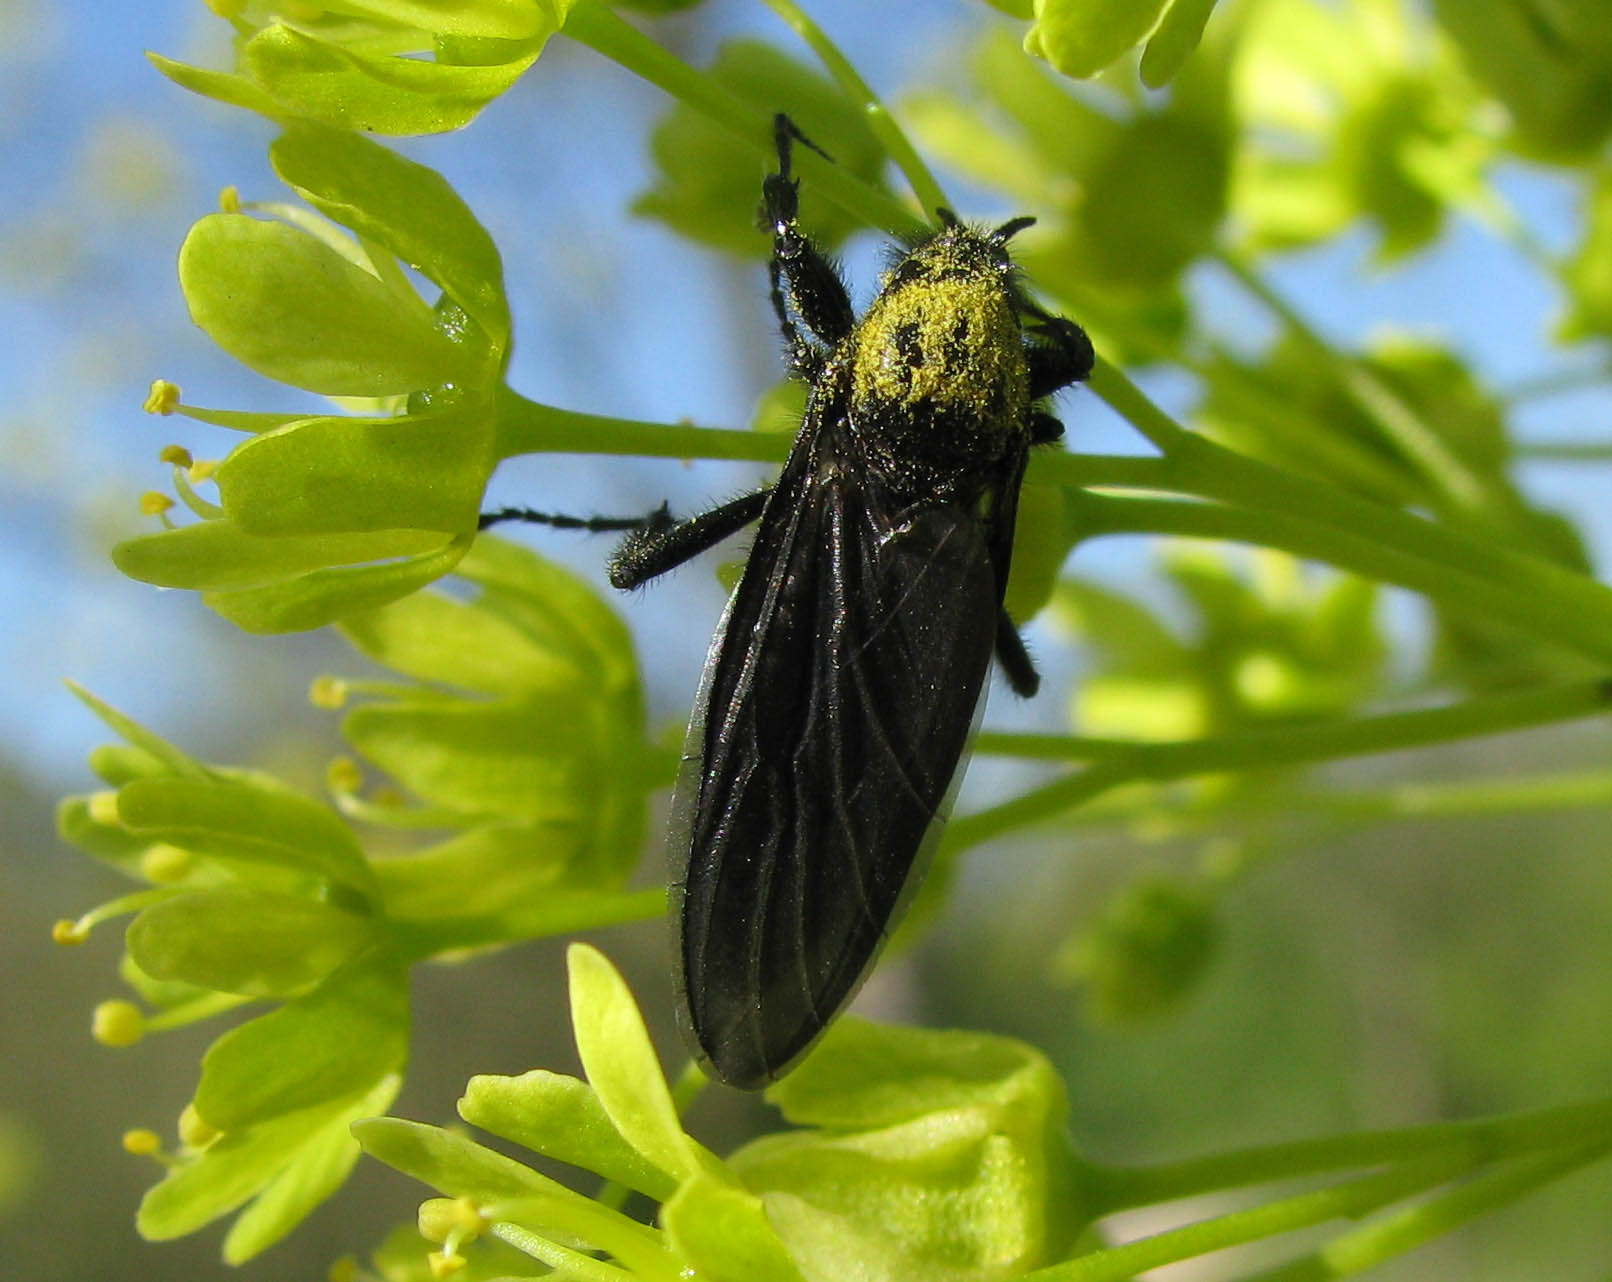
669,429,1003,1089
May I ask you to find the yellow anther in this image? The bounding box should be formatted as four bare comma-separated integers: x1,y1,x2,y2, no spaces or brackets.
144,380,182,415
122,1128,162,1156
159,444,193,468
140,491,174,517
93,1000,146,1047
309,675,349,709
52,918,89,945
218,184,242,213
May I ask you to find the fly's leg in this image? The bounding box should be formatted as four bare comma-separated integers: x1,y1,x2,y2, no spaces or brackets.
994,609,1040,698
1023,307,1094,399
478,504,665,534
762,114,854,382
609,488,772,589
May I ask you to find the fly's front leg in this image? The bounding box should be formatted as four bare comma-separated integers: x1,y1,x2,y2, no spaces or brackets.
762,114,854,381
1023,306,1094,400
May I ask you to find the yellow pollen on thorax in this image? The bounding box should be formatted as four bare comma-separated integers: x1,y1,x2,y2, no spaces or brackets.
850,272,1027,426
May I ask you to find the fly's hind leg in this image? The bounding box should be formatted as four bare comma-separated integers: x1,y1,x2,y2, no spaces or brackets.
994,609,1040,698
478,505,663,534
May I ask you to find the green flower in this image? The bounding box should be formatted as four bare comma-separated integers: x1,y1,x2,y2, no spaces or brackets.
151,1,574,136
358,945,1088,1282
54,540,663,1261
116,123,511,633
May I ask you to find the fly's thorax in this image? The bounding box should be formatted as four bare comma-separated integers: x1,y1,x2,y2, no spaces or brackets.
847,229,1032,470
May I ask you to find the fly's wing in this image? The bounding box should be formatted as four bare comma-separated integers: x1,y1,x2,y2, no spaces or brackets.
668,436,1001,1089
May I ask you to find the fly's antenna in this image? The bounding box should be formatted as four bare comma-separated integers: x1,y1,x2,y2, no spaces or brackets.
991,215,1036,243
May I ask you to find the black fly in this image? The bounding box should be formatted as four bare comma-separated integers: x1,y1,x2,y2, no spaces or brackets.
489,115,1092,1088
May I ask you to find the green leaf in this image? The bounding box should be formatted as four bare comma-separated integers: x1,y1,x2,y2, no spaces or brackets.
202,531,473,634
765,1019,1066,1131
338,579,584,698
731,1022,1083,1282
1052,875,1218,1021
65,682,209,780
1561,170,1612,341
115,776,377,896
340,695,616,824
662,1174,808,1282
352,1116,552,1200
239,23,543,135
1431,0,1612,159
1140,0,1220,87
459,1070,679,1202
1003,481,1073,625
147,51,287,119
634,40,886,256
1024,0,1169,79
270,122,510,348
611,0,706,13
340,557,615,696
214,405,497,537
566,944,701,1184
320,0,560,40
127,889,375,997
179,213,469,396
138,1081,385,1241
87,743,173,787
1051,578,1188,678
484,1191,680,1277
453,536,643,705
1066,112,1228,290
194,949,408,1130
113,521,450,591
55,796,151,875
220,1072,402,1264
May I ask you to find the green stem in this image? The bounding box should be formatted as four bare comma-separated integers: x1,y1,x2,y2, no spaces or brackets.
1499,363,1612,406
387,887,667,962
1241,1142,1612,1280
1039,421,1612,667
1514,441,1612,462
1212,250,1490,514
975,678,1612,771
493,388,787,465
1067,489,1612,665
756,0,947,216
953,679,1612,853
562,2,921,236
1030,1153,1475,1282
1091,1094,1612,1210
488,1221,637,1282
1067,766,1612,833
